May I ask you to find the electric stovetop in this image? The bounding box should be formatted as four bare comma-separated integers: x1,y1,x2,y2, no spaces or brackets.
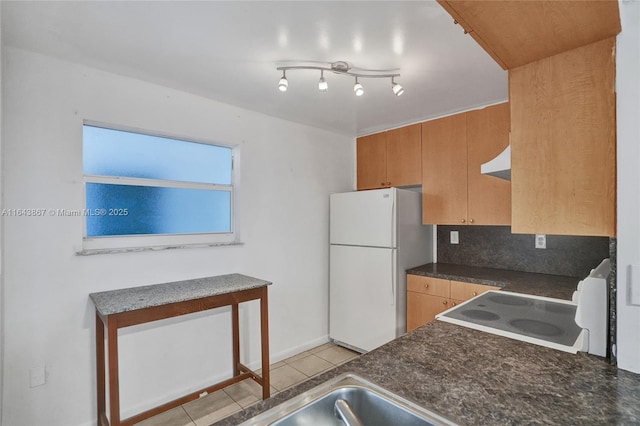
436,290,585,353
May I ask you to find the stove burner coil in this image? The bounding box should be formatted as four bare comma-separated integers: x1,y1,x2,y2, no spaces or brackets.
488,294,533,306
461,309,501,321
509,319,562,336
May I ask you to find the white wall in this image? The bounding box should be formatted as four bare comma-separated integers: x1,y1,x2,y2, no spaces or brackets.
0,47,354,425
0,5,4,424
616,0,640,374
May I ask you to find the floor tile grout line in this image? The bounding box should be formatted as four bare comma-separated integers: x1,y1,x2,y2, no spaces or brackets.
283,352,340,370
182,405,198,425
285,356,338,378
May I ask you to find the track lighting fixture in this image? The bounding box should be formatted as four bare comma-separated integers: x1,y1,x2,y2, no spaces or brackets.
391,77,404,97
278,70,288,92
318,70,328,92
353,77,364,97
276,61,403,97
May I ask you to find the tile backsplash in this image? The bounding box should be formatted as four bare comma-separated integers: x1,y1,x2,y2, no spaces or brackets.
437,225,610,278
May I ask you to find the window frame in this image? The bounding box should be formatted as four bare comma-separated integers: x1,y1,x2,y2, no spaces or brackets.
81,122,239,252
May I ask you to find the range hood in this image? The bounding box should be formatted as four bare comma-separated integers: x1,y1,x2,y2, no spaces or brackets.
481,145,511,181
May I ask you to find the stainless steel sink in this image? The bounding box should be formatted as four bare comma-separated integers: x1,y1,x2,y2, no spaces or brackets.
240,373,458,426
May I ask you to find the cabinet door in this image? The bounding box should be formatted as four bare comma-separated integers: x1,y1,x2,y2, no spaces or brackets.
466,103,511,225
386,124,422,187
357,132,387,190
436,0,620,70
450,281,500,301
422,113,468,225
330,245,397,352
510,38,616,237
407,292,451,331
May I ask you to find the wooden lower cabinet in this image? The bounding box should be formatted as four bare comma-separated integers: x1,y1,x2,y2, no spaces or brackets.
407,293,451,332
407,275,450,298
450,280,499,301
406,274,500,332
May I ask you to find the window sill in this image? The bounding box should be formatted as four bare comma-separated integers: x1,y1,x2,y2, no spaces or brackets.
75,240,244,256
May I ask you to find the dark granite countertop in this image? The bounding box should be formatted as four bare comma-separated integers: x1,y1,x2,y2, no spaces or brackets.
216,323,640,426
215,265,640,425
407,262,580,300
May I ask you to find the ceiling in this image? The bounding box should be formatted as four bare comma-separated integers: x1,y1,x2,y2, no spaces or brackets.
1,1,507,137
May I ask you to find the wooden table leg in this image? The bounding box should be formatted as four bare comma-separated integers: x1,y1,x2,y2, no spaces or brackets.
96,313,107,426
231,303,240,377
260,288,270,399
107,317,121,426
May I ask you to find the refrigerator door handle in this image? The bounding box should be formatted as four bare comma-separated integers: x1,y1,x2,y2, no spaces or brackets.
391,250,397,306
390,189,396,247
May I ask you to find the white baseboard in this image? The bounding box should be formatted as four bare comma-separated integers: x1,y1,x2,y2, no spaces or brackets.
87,335,331,424
244,334,330,371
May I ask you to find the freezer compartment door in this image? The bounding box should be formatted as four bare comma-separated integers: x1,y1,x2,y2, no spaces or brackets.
330,245,397,352
330,188,396,248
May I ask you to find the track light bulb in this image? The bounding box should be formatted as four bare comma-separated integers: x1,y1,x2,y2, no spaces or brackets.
392,78,404,96
354,77,364,96
278,71,288,92
318,70,328,92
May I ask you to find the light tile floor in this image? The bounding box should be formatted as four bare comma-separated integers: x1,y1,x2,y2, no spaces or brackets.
135,342,359,426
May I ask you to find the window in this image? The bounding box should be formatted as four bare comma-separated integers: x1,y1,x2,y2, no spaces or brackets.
82,124,236,250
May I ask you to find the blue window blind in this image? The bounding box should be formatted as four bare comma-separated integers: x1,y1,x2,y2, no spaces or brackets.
83,125,233,238
83,126,231,184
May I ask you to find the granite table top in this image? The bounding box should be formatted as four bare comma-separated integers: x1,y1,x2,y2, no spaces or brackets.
215,265,640,426
89,273,271,316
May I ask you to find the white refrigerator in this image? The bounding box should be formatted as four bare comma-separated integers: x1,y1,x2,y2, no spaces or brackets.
329,188,434,353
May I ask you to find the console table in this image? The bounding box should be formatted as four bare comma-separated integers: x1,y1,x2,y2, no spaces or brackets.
89,273,271,426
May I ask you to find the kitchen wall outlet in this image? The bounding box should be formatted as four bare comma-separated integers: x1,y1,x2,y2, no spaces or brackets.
450,231,459,244
30,364,46,388
535,234,547,249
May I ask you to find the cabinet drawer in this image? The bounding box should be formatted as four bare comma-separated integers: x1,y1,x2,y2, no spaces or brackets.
450,299,465,308
450,280,500,301
407,275,450,298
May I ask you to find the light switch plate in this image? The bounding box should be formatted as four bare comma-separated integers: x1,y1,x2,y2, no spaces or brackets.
450,231,459,244
535,234,547,249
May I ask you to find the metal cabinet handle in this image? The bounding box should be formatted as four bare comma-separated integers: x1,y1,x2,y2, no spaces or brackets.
442,300,448,305
461,219,466,223
469,218,474,223
472,292,478,296
424,284,429,289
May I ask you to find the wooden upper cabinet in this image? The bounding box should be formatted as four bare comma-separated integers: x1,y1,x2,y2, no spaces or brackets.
422,103,510,226
437,0,621,69
356,124,422,191
356,132,387,190
466,103,511,226
510,38,616,237
422,113,468,225
386,124,422,187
